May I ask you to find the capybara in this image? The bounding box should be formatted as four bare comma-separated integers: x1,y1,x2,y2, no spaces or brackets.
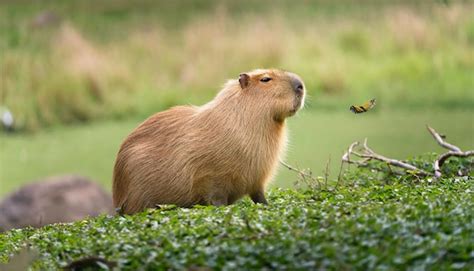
113,69,305,214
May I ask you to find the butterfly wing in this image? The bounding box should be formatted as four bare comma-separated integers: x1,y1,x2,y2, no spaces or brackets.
350,105,363,113
350,98,376,114
361,98,376,110
367,98,376,110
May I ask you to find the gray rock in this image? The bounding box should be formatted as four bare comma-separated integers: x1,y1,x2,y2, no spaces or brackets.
0,175,114,232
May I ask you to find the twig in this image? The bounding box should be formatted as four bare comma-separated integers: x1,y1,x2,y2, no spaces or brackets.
279,160,320,188
279,160,312,180
427,126,474,178
434,150,474,178
338,141,375,187
341,142,371,167
385,162,393,175
360,138,430,176
341,126,473,180
341,139,431,176
427,126,461,152
324,156,331,188
341,142,359,163
336,161,345,185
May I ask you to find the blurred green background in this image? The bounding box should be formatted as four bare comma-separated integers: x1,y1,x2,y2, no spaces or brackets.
1,0,473,196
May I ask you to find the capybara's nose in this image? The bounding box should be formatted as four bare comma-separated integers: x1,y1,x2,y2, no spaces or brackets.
291,78,304,96
295,82,303,94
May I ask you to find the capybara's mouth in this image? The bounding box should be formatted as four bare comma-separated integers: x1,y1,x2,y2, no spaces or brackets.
289,101,301,115
291,95,304,114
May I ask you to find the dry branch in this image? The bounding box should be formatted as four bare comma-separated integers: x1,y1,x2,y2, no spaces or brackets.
340,126,473,180
279,160,320,188
341,139,430,176
427,126,461,152
434,151,474,178
427,126,474,178
360,138,430,175
341,142,360,164
279,160,316,181
282,126,471,186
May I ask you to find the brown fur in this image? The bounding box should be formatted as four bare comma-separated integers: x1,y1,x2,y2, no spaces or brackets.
113,69,305,214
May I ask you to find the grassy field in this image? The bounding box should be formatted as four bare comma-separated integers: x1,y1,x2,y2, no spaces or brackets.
1,0,473,131
1,109,473,196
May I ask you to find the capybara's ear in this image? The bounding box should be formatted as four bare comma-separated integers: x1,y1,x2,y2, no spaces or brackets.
239,73,250,89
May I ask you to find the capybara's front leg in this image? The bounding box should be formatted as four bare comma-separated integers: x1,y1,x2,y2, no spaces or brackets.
250,190,268,205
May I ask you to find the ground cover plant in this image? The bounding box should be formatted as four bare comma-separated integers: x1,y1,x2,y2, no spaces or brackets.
0,156,472,270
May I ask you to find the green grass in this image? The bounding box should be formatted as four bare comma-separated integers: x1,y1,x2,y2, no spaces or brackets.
1,0,473,131
1,109,473,196
1,173,473,270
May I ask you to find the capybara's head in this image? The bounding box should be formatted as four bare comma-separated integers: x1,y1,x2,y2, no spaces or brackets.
238,69,305,121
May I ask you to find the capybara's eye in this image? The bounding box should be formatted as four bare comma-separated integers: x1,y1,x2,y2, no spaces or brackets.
260,77,272,83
